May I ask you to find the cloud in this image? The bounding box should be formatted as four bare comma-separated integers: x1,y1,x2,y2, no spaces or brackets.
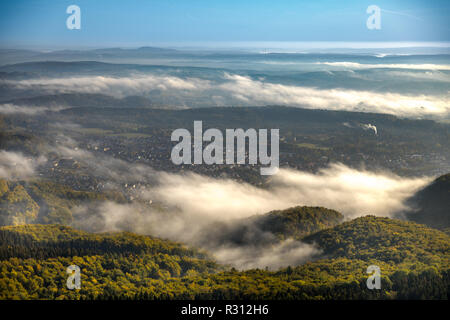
72,200,322,270
9,132,430,269
269,164,430,219
28,134,431,269
213,239,321,270
49,139,157,188
380,9,423,22
68,152,431,269
383,70,450,82
4,73,449,118
316,62,450,70
0,151,46,180
51,138,428,228
218,73,450,118
0,104,67,115
147,163,430,221
3,74,211,98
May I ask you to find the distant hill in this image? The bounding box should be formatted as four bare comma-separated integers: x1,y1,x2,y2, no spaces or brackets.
5,93,156,108
0,49,42,65
0,61,124,74
0,47,181,65
90,46,179,56
405,173,450,230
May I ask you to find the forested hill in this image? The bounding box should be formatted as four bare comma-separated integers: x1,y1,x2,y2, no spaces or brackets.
252,206,343,239
0,224,214,262
405,173,450,231
201,206,343,247
1,217,449,300
303,216,449,267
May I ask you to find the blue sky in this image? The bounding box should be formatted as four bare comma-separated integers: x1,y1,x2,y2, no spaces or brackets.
0,0,449,49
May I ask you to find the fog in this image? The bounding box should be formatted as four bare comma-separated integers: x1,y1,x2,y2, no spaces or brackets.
4,75,210,98
218,74,450,118
4,72,449,118
0,104,67,115
316,62,450,70
0,151,46,180
144,164,430,221
61,144,431,269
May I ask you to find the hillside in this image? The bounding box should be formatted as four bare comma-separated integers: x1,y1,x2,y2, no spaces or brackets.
405,173,450,230
4,93,156,108
303,216,449,267
0,216,449,300
0,179,125,226
0,224,220,299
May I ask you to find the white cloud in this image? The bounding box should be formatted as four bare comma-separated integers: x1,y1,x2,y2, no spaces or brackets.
218,73,450,118
213,239,321,270
0,104,67,115
149,163,430,221
72,161,430,269
4,75,211,98
4,73,449,118
0,151,46,180
383,70,450,82
316,62,450,70
57,140,430,223
48,138,431,269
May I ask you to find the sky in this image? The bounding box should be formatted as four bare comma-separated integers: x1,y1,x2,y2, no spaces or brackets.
0,0,449,49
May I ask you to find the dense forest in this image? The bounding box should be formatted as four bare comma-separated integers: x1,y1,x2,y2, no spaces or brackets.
1,215,449,300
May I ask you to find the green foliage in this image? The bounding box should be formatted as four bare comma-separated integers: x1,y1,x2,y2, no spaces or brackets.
256,206,343,239
303,216,450,269
0,224,220,299
1,217,449,300
0,179,126,226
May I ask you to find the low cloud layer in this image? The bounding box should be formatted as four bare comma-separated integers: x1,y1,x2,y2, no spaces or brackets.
0,104,66,115
213,239,321,270
3,75,210,98
218,74,450,118
316,62,450,70
148,164,430,221
4,72,449,119
0,151,46,180
0,134,432,269
66,145,431,269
